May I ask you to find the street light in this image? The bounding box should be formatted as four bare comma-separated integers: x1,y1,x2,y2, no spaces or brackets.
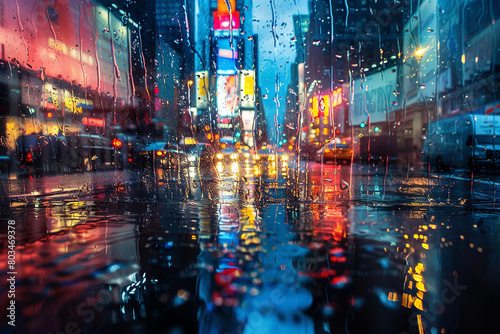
414,47,427,59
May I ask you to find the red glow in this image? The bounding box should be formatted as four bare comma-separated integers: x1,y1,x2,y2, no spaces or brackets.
213,11,240,30
112,138,123,148
82,117,104,127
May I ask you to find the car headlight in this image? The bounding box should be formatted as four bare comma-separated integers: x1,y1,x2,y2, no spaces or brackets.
188,156,196,162
216,153,223,159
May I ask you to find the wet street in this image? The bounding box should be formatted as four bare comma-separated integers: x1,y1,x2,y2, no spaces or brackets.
1,161,499,334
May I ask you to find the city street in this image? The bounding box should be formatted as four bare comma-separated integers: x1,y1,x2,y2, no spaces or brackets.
1,160,499,334
1,0,500,333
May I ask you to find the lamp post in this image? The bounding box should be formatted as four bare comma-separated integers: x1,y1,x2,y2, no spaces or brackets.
187,79,195,133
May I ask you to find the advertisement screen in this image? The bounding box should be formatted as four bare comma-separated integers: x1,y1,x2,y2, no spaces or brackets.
217,38,238,75
196,71,209,110
217,75,239,117
239,70,255,109
0,0,132,103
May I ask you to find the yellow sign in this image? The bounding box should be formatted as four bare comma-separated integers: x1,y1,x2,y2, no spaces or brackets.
311,94,329,118
239,70,255,109
196,71,209,110
63,90,93,114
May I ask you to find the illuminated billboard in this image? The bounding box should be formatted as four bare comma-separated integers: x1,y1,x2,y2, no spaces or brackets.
217,75,239,117
350,66,399,125
196,71,209,110
310,95,329,118
241,110,255,131
217,38,238,75
239,70,255,109
310,89,343,118
0,0,132,104
213,11,240,31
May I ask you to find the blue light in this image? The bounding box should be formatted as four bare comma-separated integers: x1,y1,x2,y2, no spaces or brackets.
360,122,366,128
374,126,380,132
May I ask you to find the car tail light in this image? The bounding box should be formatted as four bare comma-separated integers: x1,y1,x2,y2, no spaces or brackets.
26,151,32,162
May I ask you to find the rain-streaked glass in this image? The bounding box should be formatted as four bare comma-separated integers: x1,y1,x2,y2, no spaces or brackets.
0,1,499,334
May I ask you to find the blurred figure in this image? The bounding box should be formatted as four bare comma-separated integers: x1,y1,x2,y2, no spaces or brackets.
66,132,81,172
15,130,29,173
30,132,43,177
40,134,52,174
56,131,68,173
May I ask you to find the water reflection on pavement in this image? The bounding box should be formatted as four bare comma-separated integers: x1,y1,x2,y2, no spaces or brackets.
1,163,499,334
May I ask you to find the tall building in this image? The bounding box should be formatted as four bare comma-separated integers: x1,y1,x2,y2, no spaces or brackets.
301,0,403,146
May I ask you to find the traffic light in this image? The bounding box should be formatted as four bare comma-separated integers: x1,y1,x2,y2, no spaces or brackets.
374,126,380,132
360,122,366,128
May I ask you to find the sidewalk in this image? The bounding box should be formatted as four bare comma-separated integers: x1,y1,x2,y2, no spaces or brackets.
0,170,129,201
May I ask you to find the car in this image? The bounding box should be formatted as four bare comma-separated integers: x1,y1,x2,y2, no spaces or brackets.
316,138,353,164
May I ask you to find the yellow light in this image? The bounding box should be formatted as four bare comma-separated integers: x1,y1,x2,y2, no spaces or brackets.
216,153,223,159
461,54,466,64
188,80,194,86
415,48,426,58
